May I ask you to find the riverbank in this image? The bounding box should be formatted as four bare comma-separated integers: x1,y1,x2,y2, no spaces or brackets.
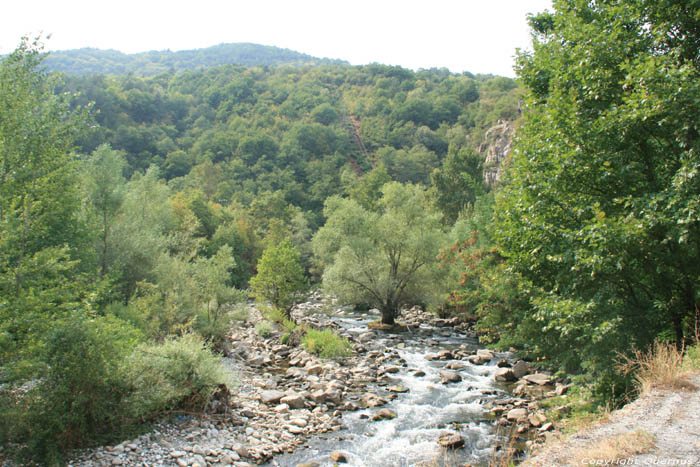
66,297,568,466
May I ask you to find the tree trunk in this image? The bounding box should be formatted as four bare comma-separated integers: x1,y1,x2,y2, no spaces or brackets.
380,307,395,325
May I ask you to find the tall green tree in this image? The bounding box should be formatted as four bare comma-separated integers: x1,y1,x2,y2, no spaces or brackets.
495,0,700,377
250,238,308,321
313,182,446,325
0,38,90,293
82,144,127,278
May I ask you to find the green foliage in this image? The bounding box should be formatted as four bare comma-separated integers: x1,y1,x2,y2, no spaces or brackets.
0,37,91,294
255,320,275,338
302,328,353,359
494,0,700,383
121,333,233,419
250,239,308,320
313,182,447,325
2,312,140,464
81,143,127,278
431,146,484,224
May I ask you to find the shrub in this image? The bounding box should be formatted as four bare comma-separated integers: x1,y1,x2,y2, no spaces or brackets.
302,328,352,359
255,321,274,338
7,313,140,465
121,333,233,419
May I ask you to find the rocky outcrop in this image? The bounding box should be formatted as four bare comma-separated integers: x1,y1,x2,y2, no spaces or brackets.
480,120,515,186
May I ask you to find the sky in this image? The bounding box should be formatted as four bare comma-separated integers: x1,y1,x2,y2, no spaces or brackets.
1,0,552,77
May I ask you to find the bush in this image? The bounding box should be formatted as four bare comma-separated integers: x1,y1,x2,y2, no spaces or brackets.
302,328,352,359
5,313,140,465
255,321,274,338
121,333,233,420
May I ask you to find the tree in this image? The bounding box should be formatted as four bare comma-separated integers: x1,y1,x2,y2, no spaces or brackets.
250,239,308,320
431,146,484,224
0,37,90,293
82,144,126,278
313,182,446,325
494,0,700,377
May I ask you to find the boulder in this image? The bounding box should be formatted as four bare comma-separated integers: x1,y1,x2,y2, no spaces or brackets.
387,385,409,393
468,355,490,365
260,390,285,405
522,373,552,386
323,389,343,404
539,422,554,432
371,408,397,421
330,451,348,463
437,432,465,449
280,393,306,409
494,368,516,382
506,408,528,422
445,361,465,370
528,411,547,427
512,360,531,379
439,370,462,384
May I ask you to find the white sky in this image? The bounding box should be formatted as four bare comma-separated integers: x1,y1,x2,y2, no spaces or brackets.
1,0,552,77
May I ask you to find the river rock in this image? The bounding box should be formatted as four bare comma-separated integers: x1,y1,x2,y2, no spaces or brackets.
528,411,547,427
512,360,531,379
522,373,552,386
260,390,286,405
280,393,306,409
330,451,348,463
297,464,320,467
445,361,465,370
539,422,554,432
387,385,409,393
439,370,462,384
371,408,397,421
495,368,516,382
506,408,528,422
437,432,465,449
413,370,426,377
468,354,489,365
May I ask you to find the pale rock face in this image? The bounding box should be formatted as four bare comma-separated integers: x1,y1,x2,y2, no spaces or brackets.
480,120,515,186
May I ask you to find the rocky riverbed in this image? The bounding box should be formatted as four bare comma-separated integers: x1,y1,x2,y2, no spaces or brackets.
68,295,566,467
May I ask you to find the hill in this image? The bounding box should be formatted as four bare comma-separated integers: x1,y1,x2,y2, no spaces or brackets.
43,42,349,75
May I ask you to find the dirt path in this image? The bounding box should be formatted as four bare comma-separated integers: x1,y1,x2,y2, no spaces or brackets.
523,374,700,466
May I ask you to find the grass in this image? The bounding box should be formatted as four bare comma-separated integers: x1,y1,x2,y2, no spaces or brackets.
568,430,656,464
536,384,612,434
302,328,352,359
617,340,698,395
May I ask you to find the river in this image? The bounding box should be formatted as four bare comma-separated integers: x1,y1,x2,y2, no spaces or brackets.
267,310,516,467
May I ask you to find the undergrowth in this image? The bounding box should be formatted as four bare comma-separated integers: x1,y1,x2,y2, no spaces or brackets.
302,328,352,359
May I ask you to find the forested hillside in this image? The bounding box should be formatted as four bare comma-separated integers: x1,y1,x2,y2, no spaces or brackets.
43,43,349,75
60,63,519,229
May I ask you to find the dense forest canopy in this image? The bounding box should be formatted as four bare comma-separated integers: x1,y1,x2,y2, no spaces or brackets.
59,60,520,229
43,43,350,76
